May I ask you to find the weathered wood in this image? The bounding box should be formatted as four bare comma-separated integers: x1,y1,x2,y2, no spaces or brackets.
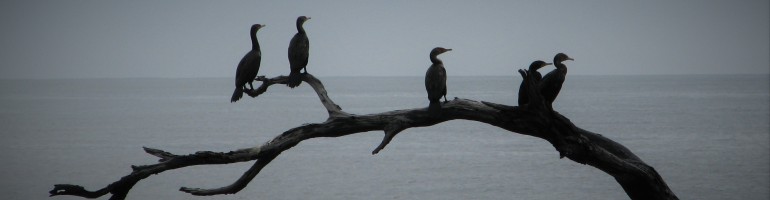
49,73,678,200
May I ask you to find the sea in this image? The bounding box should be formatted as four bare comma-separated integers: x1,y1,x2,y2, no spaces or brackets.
0,75,768,200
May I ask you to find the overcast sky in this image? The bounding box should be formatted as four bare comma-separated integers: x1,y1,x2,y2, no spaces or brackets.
1,0,768,79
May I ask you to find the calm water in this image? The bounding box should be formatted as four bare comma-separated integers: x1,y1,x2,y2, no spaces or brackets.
0,75,768,200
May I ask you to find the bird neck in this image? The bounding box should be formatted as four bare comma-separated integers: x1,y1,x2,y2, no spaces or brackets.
296,21,306,34
250,30,260,50
554,62,567,70
430,54,443,64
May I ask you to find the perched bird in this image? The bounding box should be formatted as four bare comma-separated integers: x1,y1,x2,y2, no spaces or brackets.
287,16,311,88
518,60,552,106
231,24,265,103
538,53,574,108
425,47,452,112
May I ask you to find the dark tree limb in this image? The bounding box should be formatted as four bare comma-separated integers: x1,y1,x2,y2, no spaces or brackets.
50,73,678,200
247,74,348,118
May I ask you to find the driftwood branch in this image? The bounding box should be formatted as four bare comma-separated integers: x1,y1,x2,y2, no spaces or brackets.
247,74,347,118
49,73,678,200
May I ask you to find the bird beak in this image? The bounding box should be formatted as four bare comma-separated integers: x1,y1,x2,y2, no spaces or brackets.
567,58,574,61
545,62,553,66
261,24,267,28
446,49,453,51
307,17,312,20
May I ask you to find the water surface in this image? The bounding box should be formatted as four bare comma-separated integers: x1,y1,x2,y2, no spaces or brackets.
0,75,767,199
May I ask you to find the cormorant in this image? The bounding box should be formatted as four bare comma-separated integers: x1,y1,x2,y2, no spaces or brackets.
518,60,552,106
287,16,311,88
538,53,574,108
231,24,265,103
425,47,452,112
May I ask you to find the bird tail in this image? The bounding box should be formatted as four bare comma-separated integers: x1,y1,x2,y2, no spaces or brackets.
231,87,243,103
428,100,441,113
287,71,302,88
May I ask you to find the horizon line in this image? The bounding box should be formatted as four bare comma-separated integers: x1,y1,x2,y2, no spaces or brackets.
1,73,769,81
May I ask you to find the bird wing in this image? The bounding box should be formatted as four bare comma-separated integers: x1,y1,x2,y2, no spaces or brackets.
288,33,310,71
243,50,261,80
439,66,447,97
234,50,254,85
538,69,565,102
425,65,446,101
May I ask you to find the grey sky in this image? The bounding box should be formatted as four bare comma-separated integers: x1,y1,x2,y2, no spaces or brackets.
1,0,768,79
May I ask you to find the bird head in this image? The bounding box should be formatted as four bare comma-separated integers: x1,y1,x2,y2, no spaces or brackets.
251,24,266,31
297,16,311,24
529,60,553,71
430,47,452,56
554,53,574,64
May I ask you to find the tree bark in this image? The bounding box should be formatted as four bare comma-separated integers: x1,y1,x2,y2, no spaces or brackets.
49,73,678,200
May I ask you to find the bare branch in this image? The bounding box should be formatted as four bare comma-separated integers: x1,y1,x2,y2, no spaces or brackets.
50,74,678,200
372,122,407,154
142,146,177,161
247,74,348,118
49,184,109,198
180,153,278,196
50,145,267,199
246,75,287,97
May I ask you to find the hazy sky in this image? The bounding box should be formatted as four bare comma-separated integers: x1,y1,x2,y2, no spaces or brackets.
1,0,768,79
